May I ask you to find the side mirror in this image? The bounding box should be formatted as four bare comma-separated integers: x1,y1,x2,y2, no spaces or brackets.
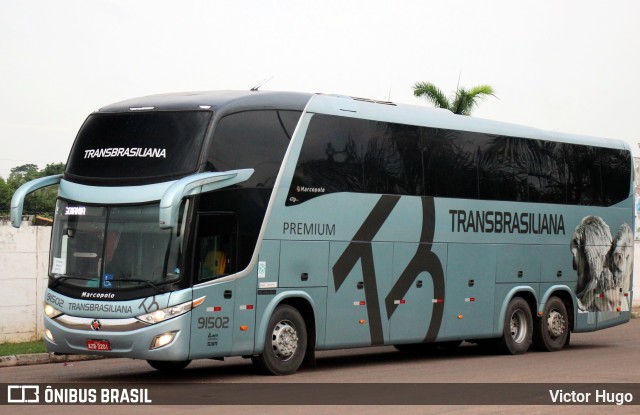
11,174,63,228
158,169,254,229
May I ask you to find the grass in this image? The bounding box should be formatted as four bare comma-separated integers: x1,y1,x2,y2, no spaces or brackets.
0,340,46,356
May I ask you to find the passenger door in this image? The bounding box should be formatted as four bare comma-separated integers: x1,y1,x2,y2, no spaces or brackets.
189,213,237,359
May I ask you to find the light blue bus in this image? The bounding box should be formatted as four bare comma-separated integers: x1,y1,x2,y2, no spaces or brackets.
12,91,634,375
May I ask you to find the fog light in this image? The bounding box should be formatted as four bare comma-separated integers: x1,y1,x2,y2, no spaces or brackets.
45,329,55,343
151,331,177,350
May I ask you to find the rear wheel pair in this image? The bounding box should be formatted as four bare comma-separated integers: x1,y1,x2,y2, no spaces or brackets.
499,296,569,355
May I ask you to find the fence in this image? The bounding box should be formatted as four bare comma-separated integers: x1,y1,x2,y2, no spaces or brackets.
0,224,50,343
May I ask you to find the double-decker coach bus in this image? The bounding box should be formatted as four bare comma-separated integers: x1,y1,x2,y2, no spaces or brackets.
11,90,633,375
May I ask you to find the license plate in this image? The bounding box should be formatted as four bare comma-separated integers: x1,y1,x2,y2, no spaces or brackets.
86,339,111,351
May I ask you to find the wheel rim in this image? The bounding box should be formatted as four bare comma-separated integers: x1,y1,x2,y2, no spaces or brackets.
271,320,299,361
510,309,528,344
546,310,566,339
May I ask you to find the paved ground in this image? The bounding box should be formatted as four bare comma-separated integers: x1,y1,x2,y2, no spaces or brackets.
2,318,640,414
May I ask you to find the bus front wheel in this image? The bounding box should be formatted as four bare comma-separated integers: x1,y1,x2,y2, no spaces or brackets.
252,304,307,375
499,297,532,355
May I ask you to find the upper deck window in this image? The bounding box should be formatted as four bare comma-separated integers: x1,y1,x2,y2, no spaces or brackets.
205,110,301,188
65,111,212,184
287,114,631,206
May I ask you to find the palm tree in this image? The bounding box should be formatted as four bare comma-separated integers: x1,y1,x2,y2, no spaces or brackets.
413,82,495,116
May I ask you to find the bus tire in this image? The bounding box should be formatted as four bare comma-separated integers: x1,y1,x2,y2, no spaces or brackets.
499,297,532,355
533,296,569,352
253,304,307,375
146,359,191,371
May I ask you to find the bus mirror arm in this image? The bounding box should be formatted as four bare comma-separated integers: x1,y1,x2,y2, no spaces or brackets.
10,174,63,228
158,169,254,229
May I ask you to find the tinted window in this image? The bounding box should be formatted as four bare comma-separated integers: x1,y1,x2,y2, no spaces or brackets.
288,115,366,204
424,129,479,199
600,147,631,205
478,135,528,202
564,144,602,205
393,124,425,195
526,141,567,204
288,115,424,205
366,123,423,195
194,213,237,281
197,188,272,274
66,111,212,184
287,113,630,207
207,110,300,188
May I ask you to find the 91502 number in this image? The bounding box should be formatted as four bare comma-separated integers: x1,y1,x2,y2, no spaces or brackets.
197,316,230,329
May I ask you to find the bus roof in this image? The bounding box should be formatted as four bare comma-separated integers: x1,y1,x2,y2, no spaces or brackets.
98,90,314,113
98,90,629,152
305,94,631,151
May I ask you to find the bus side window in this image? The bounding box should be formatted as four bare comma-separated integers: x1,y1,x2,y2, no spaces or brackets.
195,214,237,281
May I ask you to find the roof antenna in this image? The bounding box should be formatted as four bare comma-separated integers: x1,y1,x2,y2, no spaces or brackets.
251,76,274,91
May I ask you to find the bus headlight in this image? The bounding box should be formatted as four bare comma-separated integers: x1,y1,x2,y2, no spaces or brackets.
136,296,205,325
44,303,63,319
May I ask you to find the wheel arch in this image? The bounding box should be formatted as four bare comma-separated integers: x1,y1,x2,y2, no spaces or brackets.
255,291,317,354
539,286,576,332
496,286,537,336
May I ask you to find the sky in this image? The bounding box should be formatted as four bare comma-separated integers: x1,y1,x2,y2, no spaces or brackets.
1,0,640,179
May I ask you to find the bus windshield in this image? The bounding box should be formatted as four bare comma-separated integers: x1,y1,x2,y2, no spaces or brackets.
49,200,186,289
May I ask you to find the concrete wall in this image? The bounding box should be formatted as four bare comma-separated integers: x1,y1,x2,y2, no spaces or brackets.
0,223,639,343
0,224,50,343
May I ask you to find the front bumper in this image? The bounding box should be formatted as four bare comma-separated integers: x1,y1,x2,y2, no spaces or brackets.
44,311,191,361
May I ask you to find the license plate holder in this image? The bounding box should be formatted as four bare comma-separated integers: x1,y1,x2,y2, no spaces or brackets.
86,339,111,351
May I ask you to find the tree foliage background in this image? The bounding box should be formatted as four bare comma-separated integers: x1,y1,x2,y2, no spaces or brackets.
0,163,65,217
413,82,495,116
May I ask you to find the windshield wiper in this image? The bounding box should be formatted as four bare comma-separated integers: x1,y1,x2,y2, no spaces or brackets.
50,275,166,294
50,276,96,289
108,278,166,294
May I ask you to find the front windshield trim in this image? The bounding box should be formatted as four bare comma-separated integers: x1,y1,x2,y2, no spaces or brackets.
49,199,186,291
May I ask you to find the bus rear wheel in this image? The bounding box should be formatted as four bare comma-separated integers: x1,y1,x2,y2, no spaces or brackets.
533,296,569,352
146,359,191,372
252,304,307,375
499,297,532,355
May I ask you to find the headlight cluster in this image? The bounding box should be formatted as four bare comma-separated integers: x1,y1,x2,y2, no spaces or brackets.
44,303,63,319
136,297,205,324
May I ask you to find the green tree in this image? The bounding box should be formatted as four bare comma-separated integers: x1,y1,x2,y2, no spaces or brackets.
41,162,65,177
412,82,495,115
7,163,39,186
